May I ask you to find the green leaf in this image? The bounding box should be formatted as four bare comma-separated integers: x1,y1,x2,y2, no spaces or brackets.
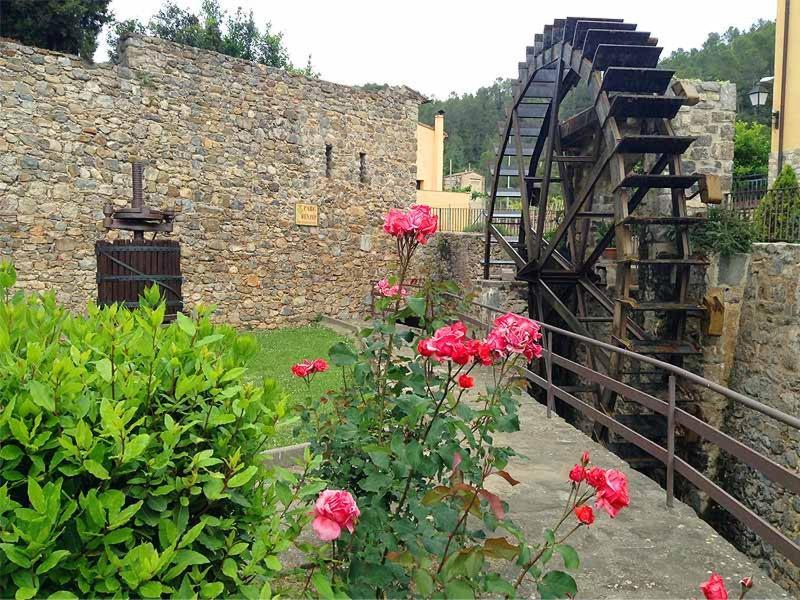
15,587,36,600
84,459,110,480
200,582,224,599
178,520,206,549
537,571,577,600
445,579,474,599
413,570,434,597
264,555,281,571
407,295,426,317
108,500,143,530
554,544,580,571
163,549,209,581
46,594,77,600
138,581,162,598
311,572,334,600
221,557,238,579
35,550,70,575
28,381,54,412
8,418,29,445
328,342,357,366
196,334,224,347
122,433,150,463
176,312,196,337
227,465,258,488
220,367,246,383
1,544,31,567
0,445,23,460
27,477,46,513
96,358,113,383
358,472,392,493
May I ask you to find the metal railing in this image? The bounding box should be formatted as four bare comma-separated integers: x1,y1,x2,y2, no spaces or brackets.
430,207,486,233
447,293,800,569
729,175,769,210
726,187,800,243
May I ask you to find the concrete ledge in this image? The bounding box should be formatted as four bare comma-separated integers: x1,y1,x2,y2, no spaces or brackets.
261,442,310,468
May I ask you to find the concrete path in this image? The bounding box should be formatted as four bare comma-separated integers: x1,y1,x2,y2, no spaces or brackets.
485,388,790,599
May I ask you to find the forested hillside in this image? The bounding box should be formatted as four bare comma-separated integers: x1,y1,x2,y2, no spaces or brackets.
421,19,776,181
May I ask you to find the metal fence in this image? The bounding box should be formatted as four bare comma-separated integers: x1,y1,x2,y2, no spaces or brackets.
430,207,486,233
725,186,800,242
446,292,800,570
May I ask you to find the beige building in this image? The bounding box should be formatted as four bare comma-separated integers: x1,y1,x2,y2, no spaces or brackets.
444,170,485,194
415,111,473,210
770,0,800,179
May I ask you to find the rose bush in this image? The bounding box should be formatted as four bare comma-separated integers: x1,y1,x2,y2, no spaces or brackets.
294,206,628,598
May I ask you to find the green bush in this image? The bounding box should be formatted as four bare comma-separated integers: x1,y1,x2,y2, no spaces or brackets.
690,207,755,256
733,120,770,178
0,264,321,599
753,165,800,241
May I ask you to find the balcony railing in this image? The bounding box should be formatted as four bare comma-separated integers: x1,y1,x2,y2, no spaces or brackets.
430,207,486,233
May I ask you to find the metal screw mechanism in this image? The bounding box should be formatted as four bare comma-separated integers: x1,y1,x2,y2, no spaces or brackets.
102,160,176,237
132,162,144,211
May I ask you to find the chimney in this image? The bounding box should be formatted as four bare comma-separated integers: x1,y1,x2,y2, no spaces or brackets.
433,110,445,191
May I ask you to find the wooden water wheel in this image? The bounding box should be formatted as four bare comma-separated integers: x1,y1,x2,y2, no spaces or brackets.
483,17,721,456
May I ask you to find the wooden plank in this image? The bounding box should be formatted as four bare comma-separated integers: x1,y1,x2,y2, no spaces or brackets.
592,44,662,70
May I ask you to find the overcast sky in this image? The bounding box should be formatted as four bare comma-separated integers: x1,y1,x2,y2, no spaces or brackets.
98,1,776,99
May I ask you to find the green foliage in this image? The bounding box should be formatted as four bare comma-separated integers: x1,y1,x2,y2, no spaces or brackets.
733,120,770,177
690,208,755,256
105,0,316,75
660,20,776,124
753,165,800,242
0,274,321,598
0,0,113,59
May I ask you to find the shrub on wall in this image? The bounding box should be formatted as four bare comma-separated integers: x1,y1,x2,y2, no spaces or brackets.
690,207,755,256
753,165,800,242
0,264,321,599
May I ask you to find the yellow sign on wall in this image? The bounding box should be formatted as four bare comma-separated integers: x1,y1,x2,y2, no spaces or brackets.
295,203,318,226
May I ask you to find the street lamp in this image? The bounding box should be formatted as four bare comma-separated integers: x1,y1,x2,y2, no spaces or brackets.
748,84,769,108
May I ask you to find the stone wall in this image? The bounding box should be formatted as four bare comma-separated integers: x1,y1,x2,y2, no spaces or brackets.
673,80,737,202
718,243,800,593
0,35,421,328
769,149,800,183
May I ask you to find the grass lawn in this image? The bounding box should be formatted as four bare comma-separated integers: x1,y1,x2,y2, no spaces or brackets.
245,324,350,448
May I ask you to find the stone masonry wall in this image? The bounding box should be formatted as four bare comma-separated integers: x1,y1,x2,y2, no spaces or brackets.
0,35,421,328
719,243,800,593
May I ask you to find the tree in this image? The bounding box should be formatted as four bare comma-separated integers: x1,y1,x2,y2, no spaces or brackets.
419,78,513,181
733,120,770,177
105,0,310,74
660,20,776,124
0,0,112,59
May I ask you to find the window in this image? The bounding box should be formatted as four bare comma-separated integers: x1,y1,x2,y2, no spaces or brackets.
416,180,422,190
325,144,333,177
359,152,367,184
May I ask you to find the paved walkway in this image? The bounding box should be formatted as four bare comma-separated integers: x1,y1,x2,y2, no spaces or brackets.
484,387,789,599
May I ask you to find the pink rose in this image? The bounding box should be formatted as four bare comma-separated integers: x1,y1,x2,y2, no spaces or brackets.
586,467,606,489
312,490,360,542
425,322,468,362
457,374,474,389
407,204,438,244
574,504,594,525
594,469,630,518
417,339,434,357
739,577,753,590
569,464,586,483
312,359,329,373
381,205,438,244
291,360,314,378
374,277,408,298
581,451,590,466
472,341,495,366
383,208,412,238
700,573,729,600
484,313,543,361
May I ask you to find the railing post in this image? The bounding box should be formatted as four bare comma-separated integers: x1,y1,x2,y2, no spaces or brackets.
666,375,676,508
545,330,554,418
